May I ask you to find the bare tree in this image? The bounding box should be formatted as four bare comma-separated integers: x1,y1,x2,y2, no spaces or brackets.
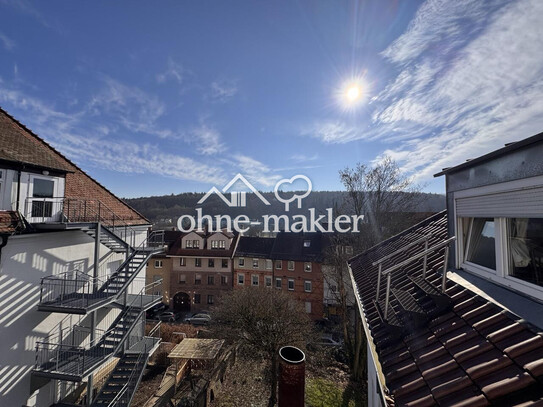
327,156,422,381
211,287,312,407
339,155,423,248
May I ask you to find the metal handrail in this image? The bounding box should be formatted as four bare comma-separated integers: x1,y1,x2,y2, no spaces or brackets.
39,270,109,306
372,235,431,266
375,236,456,319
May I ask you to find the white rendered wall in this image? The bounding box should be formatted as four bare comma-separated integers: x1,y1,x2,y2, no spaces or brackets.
0,230,125,407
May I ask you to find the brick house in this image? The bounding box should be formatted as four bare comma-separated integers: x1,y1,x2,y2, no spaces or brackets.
167,230,238,313
233,232,325,320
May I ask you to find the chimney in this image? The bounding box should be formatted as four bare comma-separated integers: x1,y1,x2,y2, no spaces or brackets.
278,346,305,407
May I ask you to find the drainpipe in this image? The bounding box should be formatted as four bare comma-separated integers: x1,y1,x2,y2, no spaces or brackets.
278,346,305,407
15,169,21,212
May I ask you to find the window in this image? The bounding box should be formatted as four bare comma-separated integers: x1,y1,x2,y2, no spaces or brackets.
239,258,245,267
179,274,186,284
180,257,186,266
221,275,228,285
155,260,163,268
194,294,201,304
219,240,226,249
195,258,201,267
288,261,295,271
207,295,214,304
211,240,218,249
465,218,496,270
305,301,312,313
252,275,259,286
238,273,245,285
288,279,294,291
222,259,228,268
208,258,215,267
266,259,272,270
208,275,215,285
253,258,259,268
304,280,312,292
31,177,55,218
195,274,201,284
275,278,282,289
507,218,543,288
304,262,312,272
304,240,311,247
275,260,282,270
186,240,193,248
265,276,272,287
193,240,200,248
345,246,353,255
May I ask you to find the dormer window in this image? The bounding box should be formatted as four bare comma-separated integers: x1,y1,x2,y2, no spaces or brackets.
186,240,193,248
193,240,199,248
211,240,218,249
220,240,226,249
304,240,311,247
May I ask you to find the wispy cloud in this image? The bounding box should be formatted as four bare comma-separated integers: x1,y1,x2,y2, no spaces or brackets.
290,153,319,162
188,122,225,156
0,32,15,50
207,79,238,103
233,154,282,188
0,83,227,185
156,58,189,85
302,121,369,144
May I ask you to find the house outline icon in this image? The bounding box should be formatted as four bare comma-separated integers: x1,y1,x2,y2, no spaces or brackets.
197,173,271,207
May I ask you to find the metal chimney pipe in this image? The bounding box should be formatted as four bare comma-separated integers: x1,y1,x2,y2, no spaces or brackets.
278,346,305,407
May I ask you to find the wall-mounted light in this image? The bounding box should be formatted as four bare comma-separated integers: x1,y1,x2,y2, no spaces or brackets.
42,170,49,176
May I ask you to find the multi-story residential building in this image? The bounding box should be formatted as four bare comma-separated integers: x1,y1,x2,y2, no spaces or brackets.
167,230,238,313
0,108,163,407
349,132,543,406
233,232,325,320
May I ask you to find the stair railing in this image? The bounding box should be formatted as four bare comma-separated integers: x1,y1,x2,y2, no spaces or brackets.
375,236,456,319
39,270,108,308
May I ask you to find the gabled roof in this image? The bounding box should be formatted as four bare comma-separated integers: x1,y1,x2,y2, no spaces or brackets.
0,211,25,234
0,107,149,225
349,211,543,406
235,236,275,258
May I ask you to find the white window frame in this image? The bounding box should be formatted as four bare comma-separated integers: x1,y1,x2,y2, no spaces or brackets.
179,274,186,284
288,279,294,291
238,273,245,285
252,275,259,286
180,257,186,266
239,257,245,267
275,278,282,289
305,301,312,313
265,276,272,287
186,240,193,248
266,259,272,270
253,258,259,268
211,240,218,249
276,260,282,270
455,176,543,300
219,240,226,249
288,261,295,271
304,262,312,272
155,260,163,268
304,280,312,292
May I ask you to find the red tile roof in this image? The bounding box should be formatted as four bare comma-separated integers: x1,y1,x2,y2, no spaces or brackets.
0,108,149,226
0,210,24,234
349,211,543,406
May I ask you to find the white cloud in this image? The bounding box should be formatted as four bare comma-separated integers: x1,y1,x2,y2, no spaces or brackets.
302,121,369,144
189,123,225,156
369,0,543,182
290,153,319,162
0,32,15,50
156,58,188,85
208,79,238,103
233,154,282,188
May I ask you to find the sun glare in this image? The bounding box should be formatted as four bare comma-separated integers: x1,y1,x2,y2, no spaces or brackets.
335,76,369,112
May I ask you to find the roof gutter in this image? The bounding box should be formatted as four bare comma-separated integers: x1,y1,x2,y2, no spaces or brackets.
347,262,390,406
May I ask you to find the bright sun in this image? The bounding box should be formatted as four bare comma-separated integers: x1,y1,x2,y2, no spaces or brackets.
346,84,361,102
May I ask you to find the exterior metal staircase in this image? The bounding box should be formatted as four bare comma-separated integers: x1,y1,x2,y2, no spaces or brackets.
34,280,162,382
82,225,129,254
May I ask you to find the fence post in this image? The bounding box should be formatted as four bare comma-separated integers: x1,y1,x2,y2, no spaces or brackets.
384,273,391,319
376,263,382,301
422,238,429,279
441,246,450,293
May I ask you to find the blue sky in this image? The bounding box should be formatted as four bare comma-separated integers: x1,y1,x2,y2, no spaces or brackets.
1,0,542,198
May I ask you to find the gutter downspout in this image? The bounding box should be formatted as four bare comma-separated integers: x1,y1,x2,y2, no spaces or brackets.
347,262,390,406
15,168,21,212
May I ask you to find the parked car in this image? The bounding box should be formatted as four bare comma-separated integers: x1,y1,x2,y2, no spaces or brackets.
185,313,212,325
158,311,182,323
146,303,168,319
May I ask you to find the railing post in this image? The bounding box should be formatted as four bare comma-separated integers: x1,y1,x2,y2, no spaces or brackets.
441,245,450,293
422,238,429,279
376,263,382,301
384,273,392,319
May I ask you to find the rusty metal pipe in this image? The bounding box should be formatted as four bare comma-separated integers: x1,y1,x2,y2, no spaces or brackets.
278,346,305,407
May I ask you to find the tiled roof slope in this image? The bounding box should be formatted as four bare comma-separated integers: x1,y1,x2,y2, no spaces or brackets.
0,211,24,233
235,236,275,258
0,108,149,225
349,211,543,406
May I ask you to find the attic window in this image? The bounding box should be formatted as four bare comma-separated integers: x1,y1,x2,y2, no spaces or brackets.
304,240,311,247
